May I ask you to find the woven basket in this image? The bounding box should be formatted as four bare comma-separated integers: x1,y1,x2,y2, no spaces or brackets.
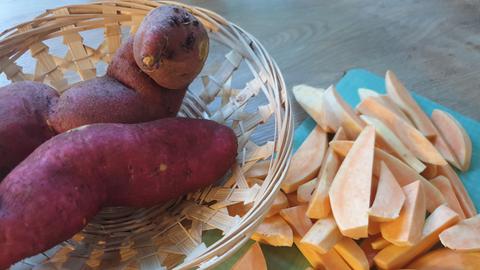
0,0,292,269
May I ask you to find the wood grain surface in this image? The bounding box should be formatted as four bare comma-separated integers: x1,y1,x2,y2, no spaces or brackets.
1,0,479,125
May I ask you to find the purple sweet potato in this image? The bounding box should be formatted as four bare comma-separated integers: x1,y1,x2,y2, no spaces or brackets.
48,76,152,133
0,82,58,178
107,37,187,118
0,118,237,268
133,6,209,90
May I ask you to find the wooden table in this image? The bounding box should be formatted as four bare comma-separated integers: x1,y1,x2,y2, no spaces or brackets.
1,0,479,124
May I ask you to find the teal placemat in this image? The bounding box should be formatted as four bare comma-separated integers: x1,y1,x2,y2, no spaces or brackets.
211,68,479,269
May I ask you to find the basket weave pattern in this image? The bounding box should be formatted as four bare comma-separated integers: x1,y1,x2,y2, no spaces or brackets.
0,1,292,269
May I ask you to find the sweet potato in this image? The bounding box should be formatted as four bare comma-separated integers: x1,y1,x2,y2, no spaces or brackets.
0,82,58,178
0,118,237,269
329,126,375,239
439,215,480,252
133,6,209,90
301,217,343,254
51,37,189,133
380,181,426,247
431,109,472,171
330,140,446,213
334,238,369,270
368,162,406,222
251,215,293,247
107,37,187,116
374,205,459,269
281,126,327,193
408,248,480,270
48,77,152,132
232,243,267,270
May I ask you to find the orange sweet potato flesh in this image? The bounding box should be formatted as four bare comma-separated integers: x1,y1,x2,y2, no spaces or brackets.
0,118,237,269
280,205,313,237
232,242,267,270
265,191,289,217
324,85,365,139
133,6,209,90
329,126,375,239
385,70,437,139
0,82,58,178
369,162,405,222
306,128,346,219
439,215,480,252
430,175,465,219
251,215,293,247
334,238,369,270
281,126,328,193
330,140,446,213
431,109,472,171
357,97,446,166
386,71,462,169
438,164,477,218
295,235,352,270
407,248,480,270
374,205,460,269
380,181,426,246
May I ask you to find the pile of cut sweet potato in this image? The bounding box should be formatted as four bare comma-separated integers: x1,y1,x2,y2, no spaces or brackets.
233,71,479,270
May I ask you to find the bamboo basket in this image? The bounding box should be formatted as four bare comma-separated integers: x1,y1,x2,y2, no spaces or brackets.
0,0,293,269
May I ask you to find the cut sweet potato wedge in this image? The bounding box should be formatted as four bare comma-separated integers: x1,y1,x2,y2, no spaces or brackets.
232,242,267,270
430,176,465,219
385,70,437,139
360,115,425,173
357,97,446,166
306,128,346,219
244,160,270,179
380,181,426,246
279,205,313,237
431,109,472,171
385,71,461,169
334,238,369,270
438,164,477,218
281,126,328,193
371,237,390,250
359,238,377,268
329,126,375,239
358,88,414,126
439,215,480,252
298,178,318,203
293,84,337,132
330,140,445,213
265,191,289,218
251,215,293,247
324,85,365,139
374,204,460,269
295,235,352,270
301,217,343,254
369,162,406,222
407,248,480,270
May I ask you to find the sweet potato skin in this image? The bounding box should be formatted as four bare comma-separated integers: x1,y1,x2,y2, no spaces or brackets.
133,6,209,89
0,82,58,177
48,76,150,133
0,118,237,269
107,37,187,118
